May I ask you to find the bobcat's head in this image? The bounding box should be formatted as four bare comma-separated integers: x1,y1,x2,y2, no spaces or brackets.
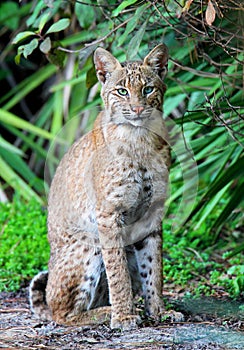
94,44,168,127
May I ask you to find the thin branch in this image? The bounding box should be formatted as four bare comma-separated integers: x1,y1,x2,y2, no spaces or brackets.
74,0,116,8
151,2,189,39
0,308,30,313
58,16,132,54
170,58,222,78
200,53,235,67
83,17,132,48
186,247,204,262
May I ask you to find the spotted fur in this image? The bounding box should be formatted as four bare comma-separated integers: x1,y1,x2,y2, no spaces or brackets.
29,44,180,330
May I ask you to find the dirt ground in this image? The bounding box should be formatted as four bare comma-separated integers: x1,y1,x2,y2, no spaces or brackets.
0,288,243,349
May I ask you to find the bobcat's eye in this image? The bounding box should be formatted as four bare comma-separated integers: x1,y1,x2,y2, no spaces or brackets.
143,86,154,95
117,88,129,96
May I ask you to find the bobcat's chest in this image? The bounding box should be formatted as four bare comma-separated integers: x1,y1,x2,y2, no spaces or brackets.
98,138,168,227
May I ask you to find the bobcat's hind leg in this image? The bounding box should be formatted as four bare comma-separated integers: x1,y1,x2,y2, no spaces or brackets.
134,230,164,318
63,306,112,326
46,239,110,325
134,230,184,322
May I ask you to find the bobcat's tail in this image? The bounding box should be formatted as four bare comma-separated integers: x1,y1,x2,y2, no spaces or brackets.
29,271,52,321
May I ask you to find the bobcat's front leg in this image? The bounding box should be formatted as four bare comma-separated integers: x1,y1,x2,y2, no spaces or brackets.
98,219,139,330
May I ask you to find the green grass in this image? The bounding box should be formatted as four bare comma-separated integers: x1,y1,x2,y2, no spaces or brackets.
0,195,49,291
0,195,243,298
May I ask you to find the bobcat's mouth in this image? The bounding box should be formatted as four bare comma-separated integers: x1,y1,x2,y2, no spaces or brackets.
125,115,147,121
111,108,152,126
124,115,148,127
125,109,152,122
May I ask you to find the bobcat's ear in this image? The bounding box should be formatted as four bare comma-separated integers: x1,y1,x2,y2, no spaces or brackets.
143,44,169,80
94,48,122,84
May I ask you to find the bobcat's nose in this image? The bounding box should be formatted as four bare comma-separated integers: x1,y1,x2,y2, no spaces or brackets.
132,106,144,115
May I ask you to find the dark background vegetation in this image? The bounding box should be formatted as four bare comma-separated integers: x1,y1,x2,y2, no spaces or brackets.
0,1,243,300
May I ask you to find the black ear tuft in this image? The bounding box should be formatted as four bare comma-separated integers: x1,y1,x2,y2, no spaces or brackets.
143,44,169,80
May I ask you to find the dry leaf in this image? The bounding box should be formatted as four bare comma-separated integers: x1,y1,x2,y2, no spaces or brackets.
206,0,216,26
182,0,194,13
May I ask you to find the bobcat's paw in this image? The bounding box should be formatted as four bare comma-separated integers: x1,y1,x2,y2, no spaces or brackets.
145,299,164,319
111,314,141,331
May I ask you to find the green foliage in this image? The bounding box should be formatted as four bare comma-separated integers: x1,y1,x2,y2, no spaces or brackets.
163,209,244,298
12,1,70,65
0,196,49,291
0,1,20,31
0,195,242,298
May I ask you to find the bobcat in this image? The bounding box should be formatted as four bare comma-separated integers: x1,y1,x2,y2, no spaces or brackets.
30,44,177,330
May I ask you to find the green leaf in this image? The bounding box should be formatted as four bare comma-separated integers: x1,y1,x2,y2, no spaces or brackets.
75,1,95,29
47,46,66,68
225,243,244,259
0,1,19,30
165,78,216,96
164,94,186,117
0,147,43,193
112,0,138,17
2,65,57,110
22,38,39,58
0,156,43,204
4,124,50,161
46,18,70,34
79,45,96,69
186,155,244,223
227,265,244,276
26,1,45,27
40,37,51,54
51,90,63,135
38,11,51,32
0,109,55,141
0,137,23,156
205,155,244,198
193,185,229,230
14,53,21,65
12,31,37,44
86,66,97,88
118,4,148,46
127,21,147,59
211,180,244,235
